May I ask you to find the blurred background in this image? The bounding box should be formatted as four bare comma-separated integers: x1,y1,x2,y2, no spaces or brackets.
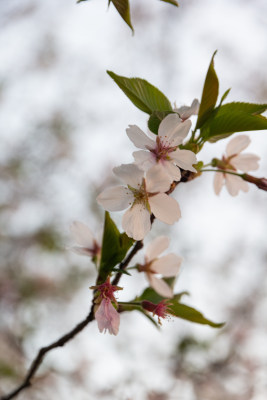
0,0,267,399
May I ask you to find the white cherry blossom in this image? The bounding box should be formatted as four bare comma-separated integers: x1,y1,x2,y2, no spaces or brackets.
214,135,260,196
97,163,181,240
69,221,100,258
174,98,200,121
138,236,182,298
126,113,197,182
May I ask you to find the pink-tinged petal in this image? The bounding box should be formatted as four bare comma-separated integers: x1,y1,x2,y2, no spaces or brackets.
163,161,181,181
126,125,155,150
113,163,143,188
133,150,156,171
145,164,172,193
226,135,250,157
149,193,181,224
97,186,133,211
151,253,182,277
213,172,224,195
122,203,151,240
225,174,249,196
147,274,173,298
159,115,191,147
70,221,94,248
171,149,197,172
231,153,260,172
146,236,170,262
174,98,200,120
95,299,120,335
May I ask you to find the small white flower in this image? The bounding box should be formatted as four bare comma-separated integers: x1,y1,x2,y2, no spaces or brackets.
97,164,181,240
126,114,197,183
69,221,100,258
174,98,200,121
138,236,182,298
214,135,260,196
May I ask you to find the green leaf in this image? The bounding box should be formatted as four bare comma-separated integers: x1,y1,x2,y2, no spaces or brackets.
109,0,133,32
219,88,231,106
107,71,172,115
136,287,188,304
168,301,225,328
98,212,134,282
148,110,174,134
160,0,179,6
200,102,267,142
196,51,219,129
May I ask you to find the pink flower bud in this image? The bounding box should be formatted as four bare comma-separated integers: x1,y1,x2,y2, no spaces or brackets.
142,300,171,325
243,174,267,191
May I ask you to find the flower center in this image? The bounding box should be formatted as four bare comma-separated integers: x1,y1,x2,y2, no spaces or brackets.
150,136,177,162
128,179,150,210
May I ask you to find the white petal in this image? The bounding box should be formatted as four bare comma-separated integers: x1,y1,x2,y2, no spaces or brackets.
147,274,173,298
171,149,197,172
174,98,200,120
70,221,94,247
231,153,260,172
113,163,143,188
151,254,182,277
97,186,133,211
213,172,224,195
145,236,170,262
149,193,181,224
225,174,249,196
126,125,155,150
70,246,94,256
159,115,191,147
122,203,151,240
162,160,181,181
133,150,156,171
145,164,172,193
226,135,250,157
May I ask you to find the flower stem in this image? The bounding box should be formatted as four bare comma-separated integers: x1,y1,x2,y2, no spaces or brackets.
200,168,244,178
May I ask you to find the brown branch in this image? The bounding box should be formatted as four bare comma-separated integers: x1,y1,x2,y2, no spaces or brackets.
112,240,143,286
0,306,95,400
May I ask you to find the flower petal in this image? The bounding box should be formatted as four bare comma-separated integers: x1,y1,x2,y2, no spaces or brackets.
97,186,133,211
225,174,249,196
145,164,172,193
70,221,94,248
174,98,200,120
159,114,191,147
171,149,197,172
151,253,182,277
162,160,181,181
126,125,155,150
69,246,95,257
231,153,260,172
145,236,170,262
122,203,151,240
213,172,224,195
133,150,156,171
95,299,120,335
113,163,143,188
147,274,173,298
149,193,181,224
226,135,250,157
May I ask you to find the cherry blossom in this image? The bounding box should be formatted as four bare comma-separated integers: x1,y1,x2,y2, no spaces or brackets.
97,163,181,240
174,98,200,121
90,277,122,335
126,114,197,182
142,300,173,325
213,135,260,196
69,221,100,259
138,236,182,298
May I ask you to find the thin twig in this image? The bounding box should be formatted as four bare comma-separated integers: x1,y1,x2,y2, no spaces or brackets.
0,306,94,400
112,240,143,286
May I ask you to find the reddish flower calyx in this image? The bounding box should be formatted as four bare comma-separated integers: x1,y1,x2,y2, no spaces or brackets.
90,277,123,304
142,300,172,325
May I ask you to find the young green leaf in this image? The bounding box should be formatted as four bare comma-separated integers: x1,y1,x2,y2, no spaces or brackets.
107,71,173,115
219,88,231,106
160,0,179,6
136,287,188,304
148,110,174,134
109,0,133,32
98,212,134,282
200,102,267,142
168,301,225,328
196,51,219,129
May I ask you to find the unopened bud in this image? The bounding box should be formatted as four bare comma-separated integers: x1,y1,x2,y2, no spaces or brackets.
242,174,267,191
